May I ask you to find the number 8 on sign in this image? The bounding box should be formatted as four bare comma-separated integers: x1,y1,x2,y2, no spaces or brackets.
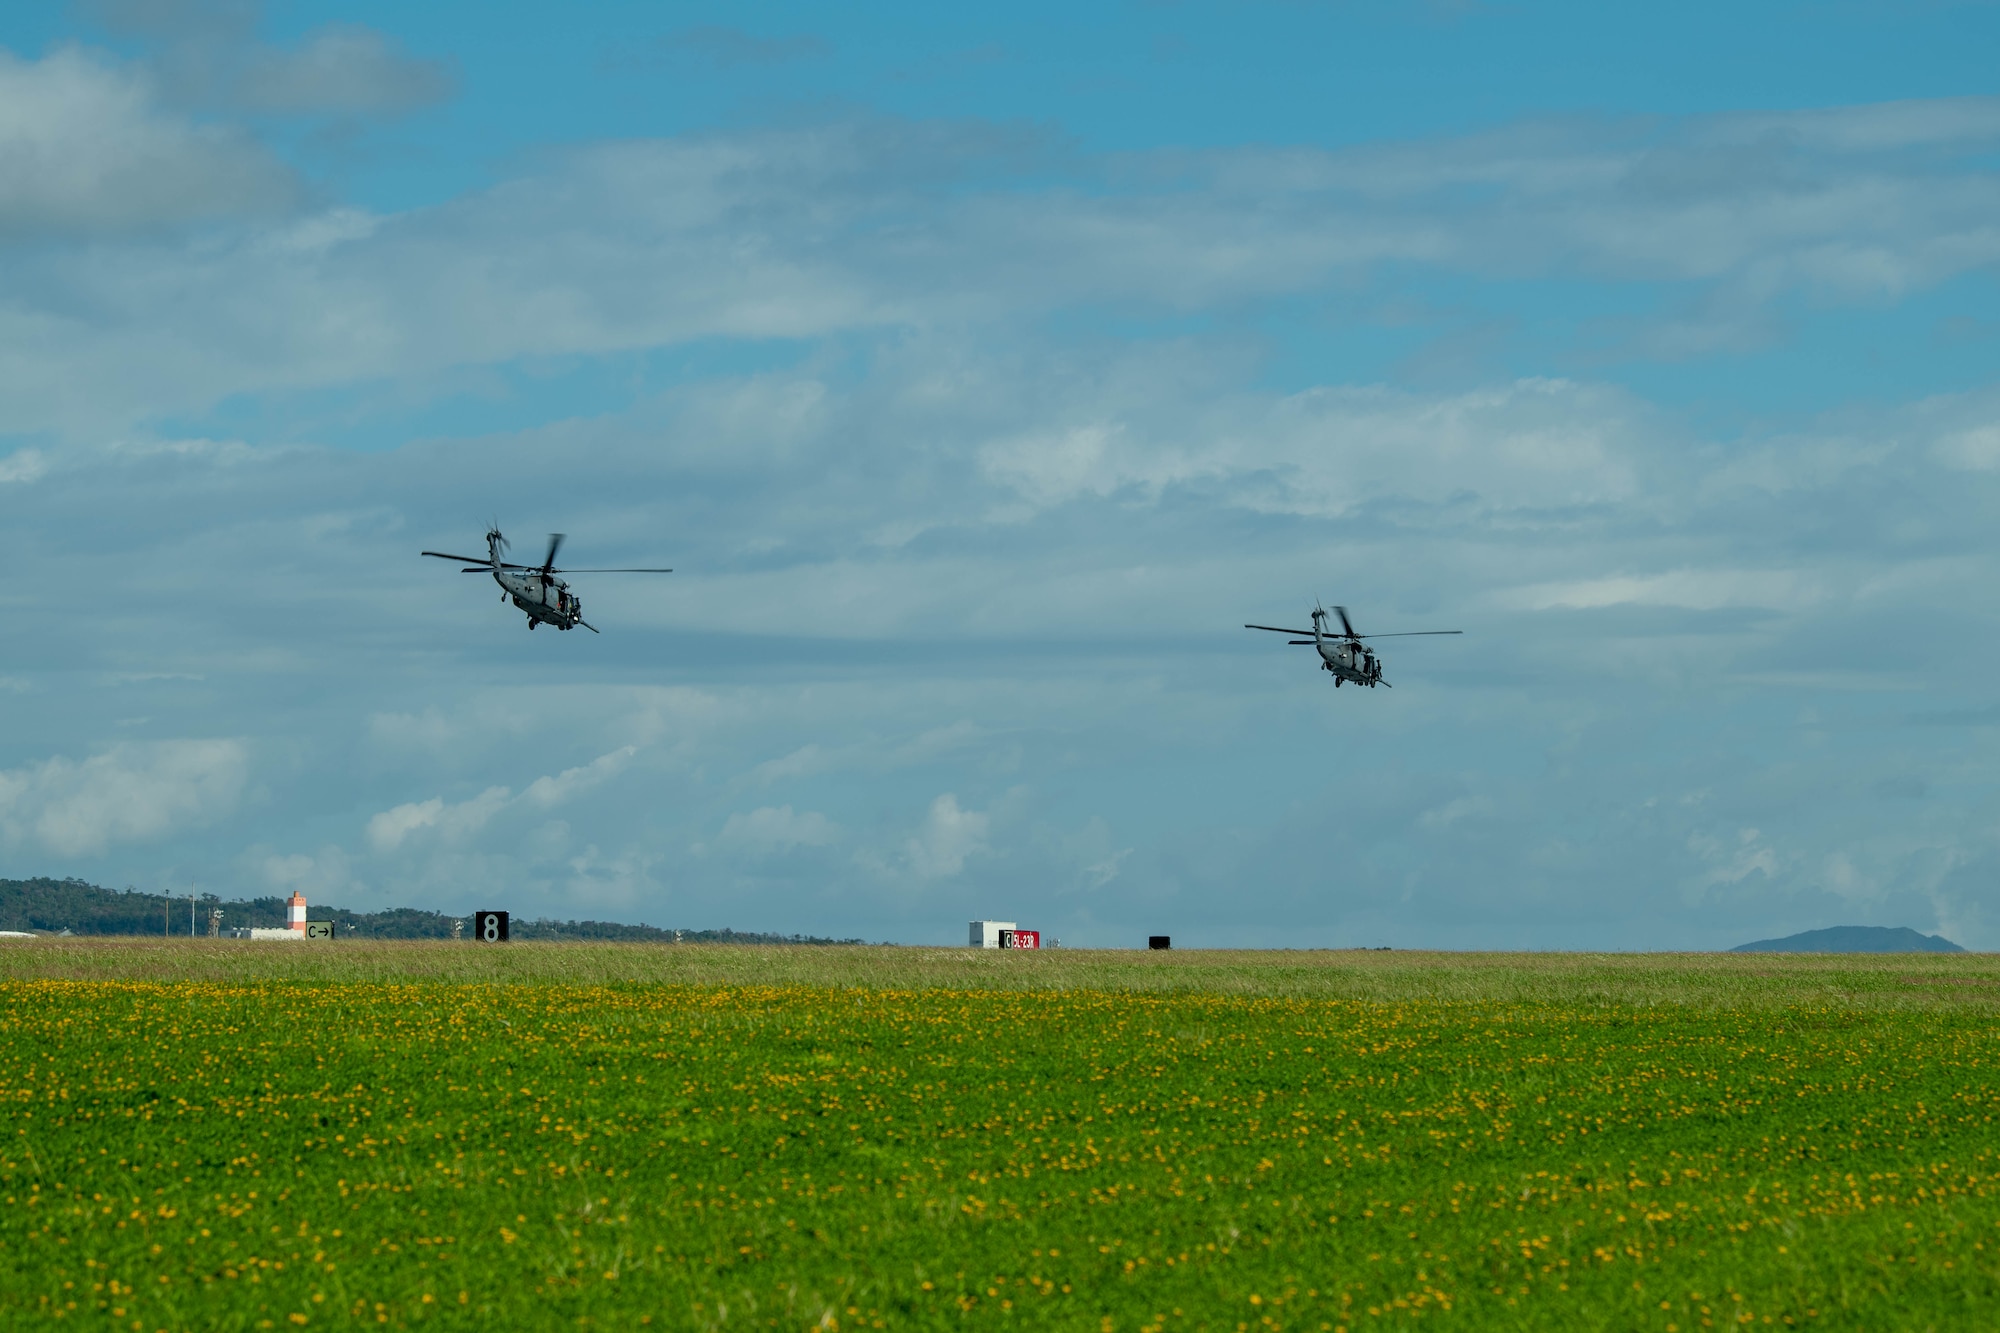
475,911,509,942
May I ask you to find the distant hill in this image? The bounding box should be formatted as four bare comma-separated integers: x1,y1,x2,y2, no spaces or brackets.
0,877,861,945
1731,925,1965,954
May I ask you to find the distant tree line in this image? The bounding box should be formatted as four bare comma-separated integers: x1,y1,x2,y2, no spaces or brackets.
0,877,862,945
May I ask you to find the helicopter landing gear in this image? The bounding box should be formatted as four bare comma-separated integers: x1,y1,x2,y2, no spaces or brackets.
527,620,536,631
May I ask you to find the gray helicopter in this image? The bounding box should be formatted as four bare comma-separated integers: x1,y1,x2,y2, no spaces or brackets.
1245,603,1461,687
421,529,671,633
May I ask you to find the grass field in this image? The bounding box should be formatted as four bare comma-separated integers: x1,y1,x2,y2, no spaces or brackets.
2,943,1998,1330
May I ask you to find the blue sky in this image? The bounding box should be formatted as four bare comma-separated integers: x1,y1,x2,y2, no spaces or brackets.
2,1,1999,948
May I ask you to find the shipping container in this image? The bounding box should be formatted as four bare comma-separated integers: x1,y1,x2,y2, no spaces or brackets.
968,920,1016,948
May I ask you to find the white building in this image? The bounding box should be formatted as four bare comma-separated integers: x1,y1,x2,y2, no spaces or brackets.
969,920,1016,948
219,889,311,939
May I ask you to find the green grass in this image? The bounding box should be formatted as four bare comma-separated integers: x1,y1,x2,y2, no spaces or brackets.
2,944,1998,1330
5,939,2000,1008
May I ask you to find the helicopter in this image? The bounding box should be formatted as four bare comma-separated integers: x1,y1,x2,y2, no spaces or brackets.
1245,603,1461,687
420,529,671,633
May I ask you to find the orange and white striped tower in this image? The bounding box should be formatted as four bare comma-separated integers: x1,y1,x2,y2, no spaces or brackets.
287,891,308,933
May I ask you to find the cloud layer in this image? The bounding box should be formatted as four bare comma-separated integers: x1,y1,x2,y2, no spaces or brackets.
4,77,1999,434
0,741,248,858
2,24,1998,947
0,48,295,238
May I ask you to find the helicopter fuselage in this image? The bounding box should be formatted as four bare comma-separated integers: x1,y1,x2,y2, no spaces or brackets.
492,566,584,630
1313,632,1382,687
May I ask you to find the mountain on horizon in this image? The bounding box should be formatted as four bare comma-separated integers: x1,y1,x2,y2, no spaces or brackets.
1731,925,1965,954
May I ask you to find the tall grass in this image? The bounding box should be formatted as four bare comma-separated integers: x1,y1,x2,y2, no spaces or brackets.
0,938,1994,1009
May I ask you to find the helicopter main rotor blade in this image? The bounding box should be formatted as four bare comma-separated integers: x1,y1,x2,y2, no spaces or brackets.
1349,630,1463,638
1245,624,1316,636
540,533,566,573
545,567,674,574
1287,640,1318,645
1333,605,1358,637
421,550,491,564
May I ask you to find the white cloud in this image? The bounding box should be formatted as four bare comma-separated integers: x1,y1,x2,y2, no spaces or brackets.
747,745,829,787
82,2,452,117
1286,102,2000,286
1056,816,1133,892
718,805,841,855
230,26,452,114
1419,795,1493,830
364,746,638,854
365,786,508,853
520,747,636,808
1082,848,1131,891
1721,97,2000,153
901,794,989,880
979,424,1128,507
738,725,985,790
1504,568,1821,613
0,740,248,857
1934,423,2000,471
0,47,294,239
1689,828,1782,892
8,96,1999,436
0,449,45,484
977,377,1646,519
363,799,440,852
